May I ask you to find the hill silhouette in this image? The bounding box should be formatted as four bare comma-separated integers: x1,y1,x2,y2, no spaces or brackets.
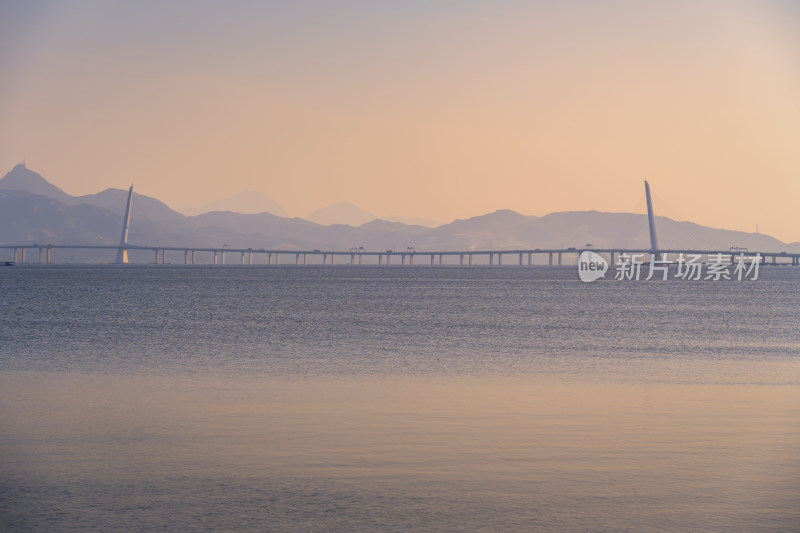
1,165,797,263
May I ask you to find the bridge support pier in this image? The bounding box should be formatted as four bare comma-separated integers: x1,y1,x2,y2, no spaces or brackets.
430,254,435,265
192,250,196,264
498,253,502,266
548,252,553,266
439,254,443,265
610,251,615,266
469,254,473,266
46,247,51,264
154,249,159,264
162,249,166,264
528,252,532,266
359,254,363,265
558,252,562,266
39,248,43,264
21,248,25,264
459,254,464,266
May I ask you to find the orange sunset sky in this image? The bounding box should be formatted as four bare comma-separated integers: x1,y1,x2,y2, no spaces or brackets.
1,1,798,241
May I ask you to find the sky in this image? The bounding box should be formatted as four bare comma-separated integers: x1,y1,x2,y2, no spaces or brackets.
1,0,799,240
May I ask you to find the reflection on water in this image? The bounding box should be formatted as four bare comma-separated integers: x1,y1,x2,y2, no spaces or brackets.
2,373,799,531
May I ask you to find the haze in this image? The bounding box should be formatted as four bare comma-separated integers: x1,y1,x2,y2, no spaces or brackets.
1,1,798,241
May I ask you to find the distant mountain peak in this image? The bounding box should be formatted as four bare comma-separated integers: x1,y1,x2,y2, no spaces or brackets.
306,202,376,227
180,190,287,217
0,164,74,203
7,163,47,182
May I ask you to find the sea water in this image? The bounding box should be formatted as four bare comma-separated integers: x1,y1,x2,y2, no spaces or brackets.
1,266,799,531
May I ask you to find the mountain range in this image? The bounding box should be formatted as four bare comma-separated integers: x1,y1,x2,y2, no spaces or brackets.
1,164,797,264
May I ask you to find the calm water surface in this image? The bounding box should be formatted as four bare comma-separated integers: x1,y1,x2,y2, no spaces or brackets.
1,266,799,531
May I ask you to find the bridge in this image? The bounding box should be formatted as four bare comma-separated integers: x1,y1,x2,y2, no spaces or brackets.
1,182,798,266
1,243,798,266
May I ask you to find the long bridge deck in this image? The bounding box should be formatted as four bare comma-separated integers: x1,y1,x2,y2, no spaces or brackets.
1,244,798,266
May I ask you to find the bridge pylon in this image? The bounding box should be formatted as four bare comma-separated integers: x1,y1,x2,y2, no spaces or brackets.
115,185,134,264
644,180,659,258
